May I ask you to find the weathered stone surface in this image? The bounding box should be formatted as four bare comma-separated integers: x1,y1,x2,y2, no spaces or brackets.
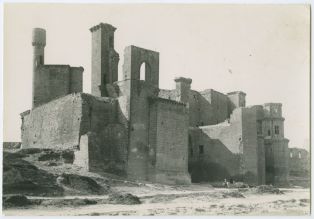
32,28,83,108
289,148,310,177
19,23,290,187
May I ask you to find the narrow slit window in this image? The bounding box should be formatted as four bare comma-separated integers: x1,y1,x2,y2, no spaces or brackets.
275,126,280,135
199,145,204,155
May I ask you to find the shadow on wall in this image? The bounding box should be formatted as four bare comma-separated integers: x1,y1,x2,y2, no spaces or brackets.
188,130,257,184
188,160,230,183
75,96,129,177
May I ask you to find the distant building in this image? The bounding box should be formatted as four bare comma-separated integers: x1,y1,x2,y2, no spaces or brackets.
20,23,289,186
289,148,310,177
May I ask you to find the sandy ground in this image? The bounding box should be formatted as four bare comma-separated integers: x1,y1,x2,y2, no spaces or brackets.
3,184,310,216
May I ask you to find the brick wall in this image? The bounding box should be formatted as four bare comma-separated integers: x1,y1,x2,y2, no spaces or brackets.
33,65,83,107
188,107,259,185
264,139,289,185
70,67,84,93
153,99,191,184
126,80,159,180
289,148,310,176
21,92,129,175
159,88,231,127
241,108,259,184
199,89,230,125
21,93,83,149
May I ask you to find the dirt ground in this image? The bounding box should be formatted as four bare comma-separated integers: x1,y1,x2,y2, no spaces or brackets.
2,148,311,216
3,184,310,216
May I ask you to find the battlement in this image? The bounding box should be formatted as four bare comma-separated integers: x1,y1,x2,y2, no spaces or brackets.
90,23,117,32
149,97,186,106
174,77,192,85
263,103,283,118
227,90,246,109
227,91,246,96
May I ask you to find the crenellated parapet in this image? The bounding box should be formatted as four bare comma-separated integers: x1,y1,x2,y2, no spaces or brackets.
89,23,117,32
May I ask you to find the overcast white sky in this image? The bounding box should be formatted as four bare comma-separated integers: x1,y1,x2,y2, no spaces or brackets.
3,4,310,149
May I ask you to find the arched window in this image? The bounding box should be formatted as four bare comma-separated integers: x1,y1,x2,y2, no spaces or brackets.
139,62,151,82
140,62,146,81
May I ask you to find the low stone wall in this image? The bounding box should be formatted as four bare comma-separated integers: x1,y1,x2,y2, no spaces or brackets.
21,93,83,150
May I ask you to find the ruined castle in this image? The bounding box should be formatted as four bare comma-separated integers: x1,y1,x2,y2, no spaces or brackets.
20,23,289,186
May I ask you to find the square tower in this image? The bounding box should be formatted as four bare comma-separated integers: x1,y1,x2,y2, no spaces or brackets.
90,23,119,97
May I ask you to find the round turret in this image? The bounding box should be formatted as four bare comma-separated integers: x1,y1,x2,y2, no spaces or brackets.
32,28,46,46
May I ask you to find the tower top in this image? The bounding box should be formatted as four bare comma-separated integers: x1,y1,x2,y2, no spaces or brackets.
89,23,117,32
32,28,46,46
174,77,192,85
227,91,246,96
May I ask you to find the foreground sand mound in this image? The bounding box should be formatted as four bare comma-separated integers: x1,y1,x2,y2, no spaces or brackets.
222,191,245,198
3,152,64,196
57,174,109,195
3,195,32,208
40,198,98,207
254,185,283,194
3,150,110,197
108,193,141,205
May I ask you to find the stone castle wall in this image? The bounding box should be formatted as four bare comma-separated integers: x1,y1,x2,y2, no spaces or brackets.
289,148,310,176
188,107,260,185
20,24,290,186
153,99,191,184
21,93,83,149
33,65,83,107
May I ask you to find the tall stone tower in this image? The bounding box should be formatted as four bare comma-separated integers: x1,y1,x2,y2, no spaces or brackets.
227,91,246,114
32,28,46,108
174,77,192,104
122,45,159,181
263,103,289,185
90,23,119,97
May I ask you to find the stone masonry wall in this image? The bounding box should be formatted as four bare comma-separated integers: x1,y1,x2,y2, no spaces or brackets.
70,67,84,93
265,139,289,186
33,65,83,107
153,99,191,184
199,89,230,125
159,88,230,127
21,92,128,175
188,107,259,185
75,93,128,175
289,148,310,176
21,93,83,149
241,107,259,184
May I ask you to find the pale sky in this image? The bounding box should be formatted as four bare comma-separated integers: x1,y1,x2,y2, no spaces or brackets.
3,4,310,149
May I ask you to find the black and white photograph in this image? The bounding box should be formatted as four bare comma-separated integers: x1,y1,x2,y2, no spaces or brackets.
2,2,311,216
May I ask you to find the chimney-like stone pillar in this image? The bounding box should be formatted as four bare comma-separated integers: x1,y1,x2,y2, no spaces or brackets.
174,77,192,104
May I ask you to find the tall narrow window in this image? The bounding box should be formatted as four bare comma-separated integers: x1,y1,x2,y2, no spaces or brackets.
275,125,280,135
140,62,146,80
298,152,302,159
39,55,43,65
199,145,204,155
109,36,114,48
268,130,271,136
257,121,262,134
290,152,293,158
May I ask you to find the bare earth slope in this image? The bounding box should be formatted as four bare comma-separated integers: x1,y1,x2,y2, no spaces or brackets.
2,148,310,216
